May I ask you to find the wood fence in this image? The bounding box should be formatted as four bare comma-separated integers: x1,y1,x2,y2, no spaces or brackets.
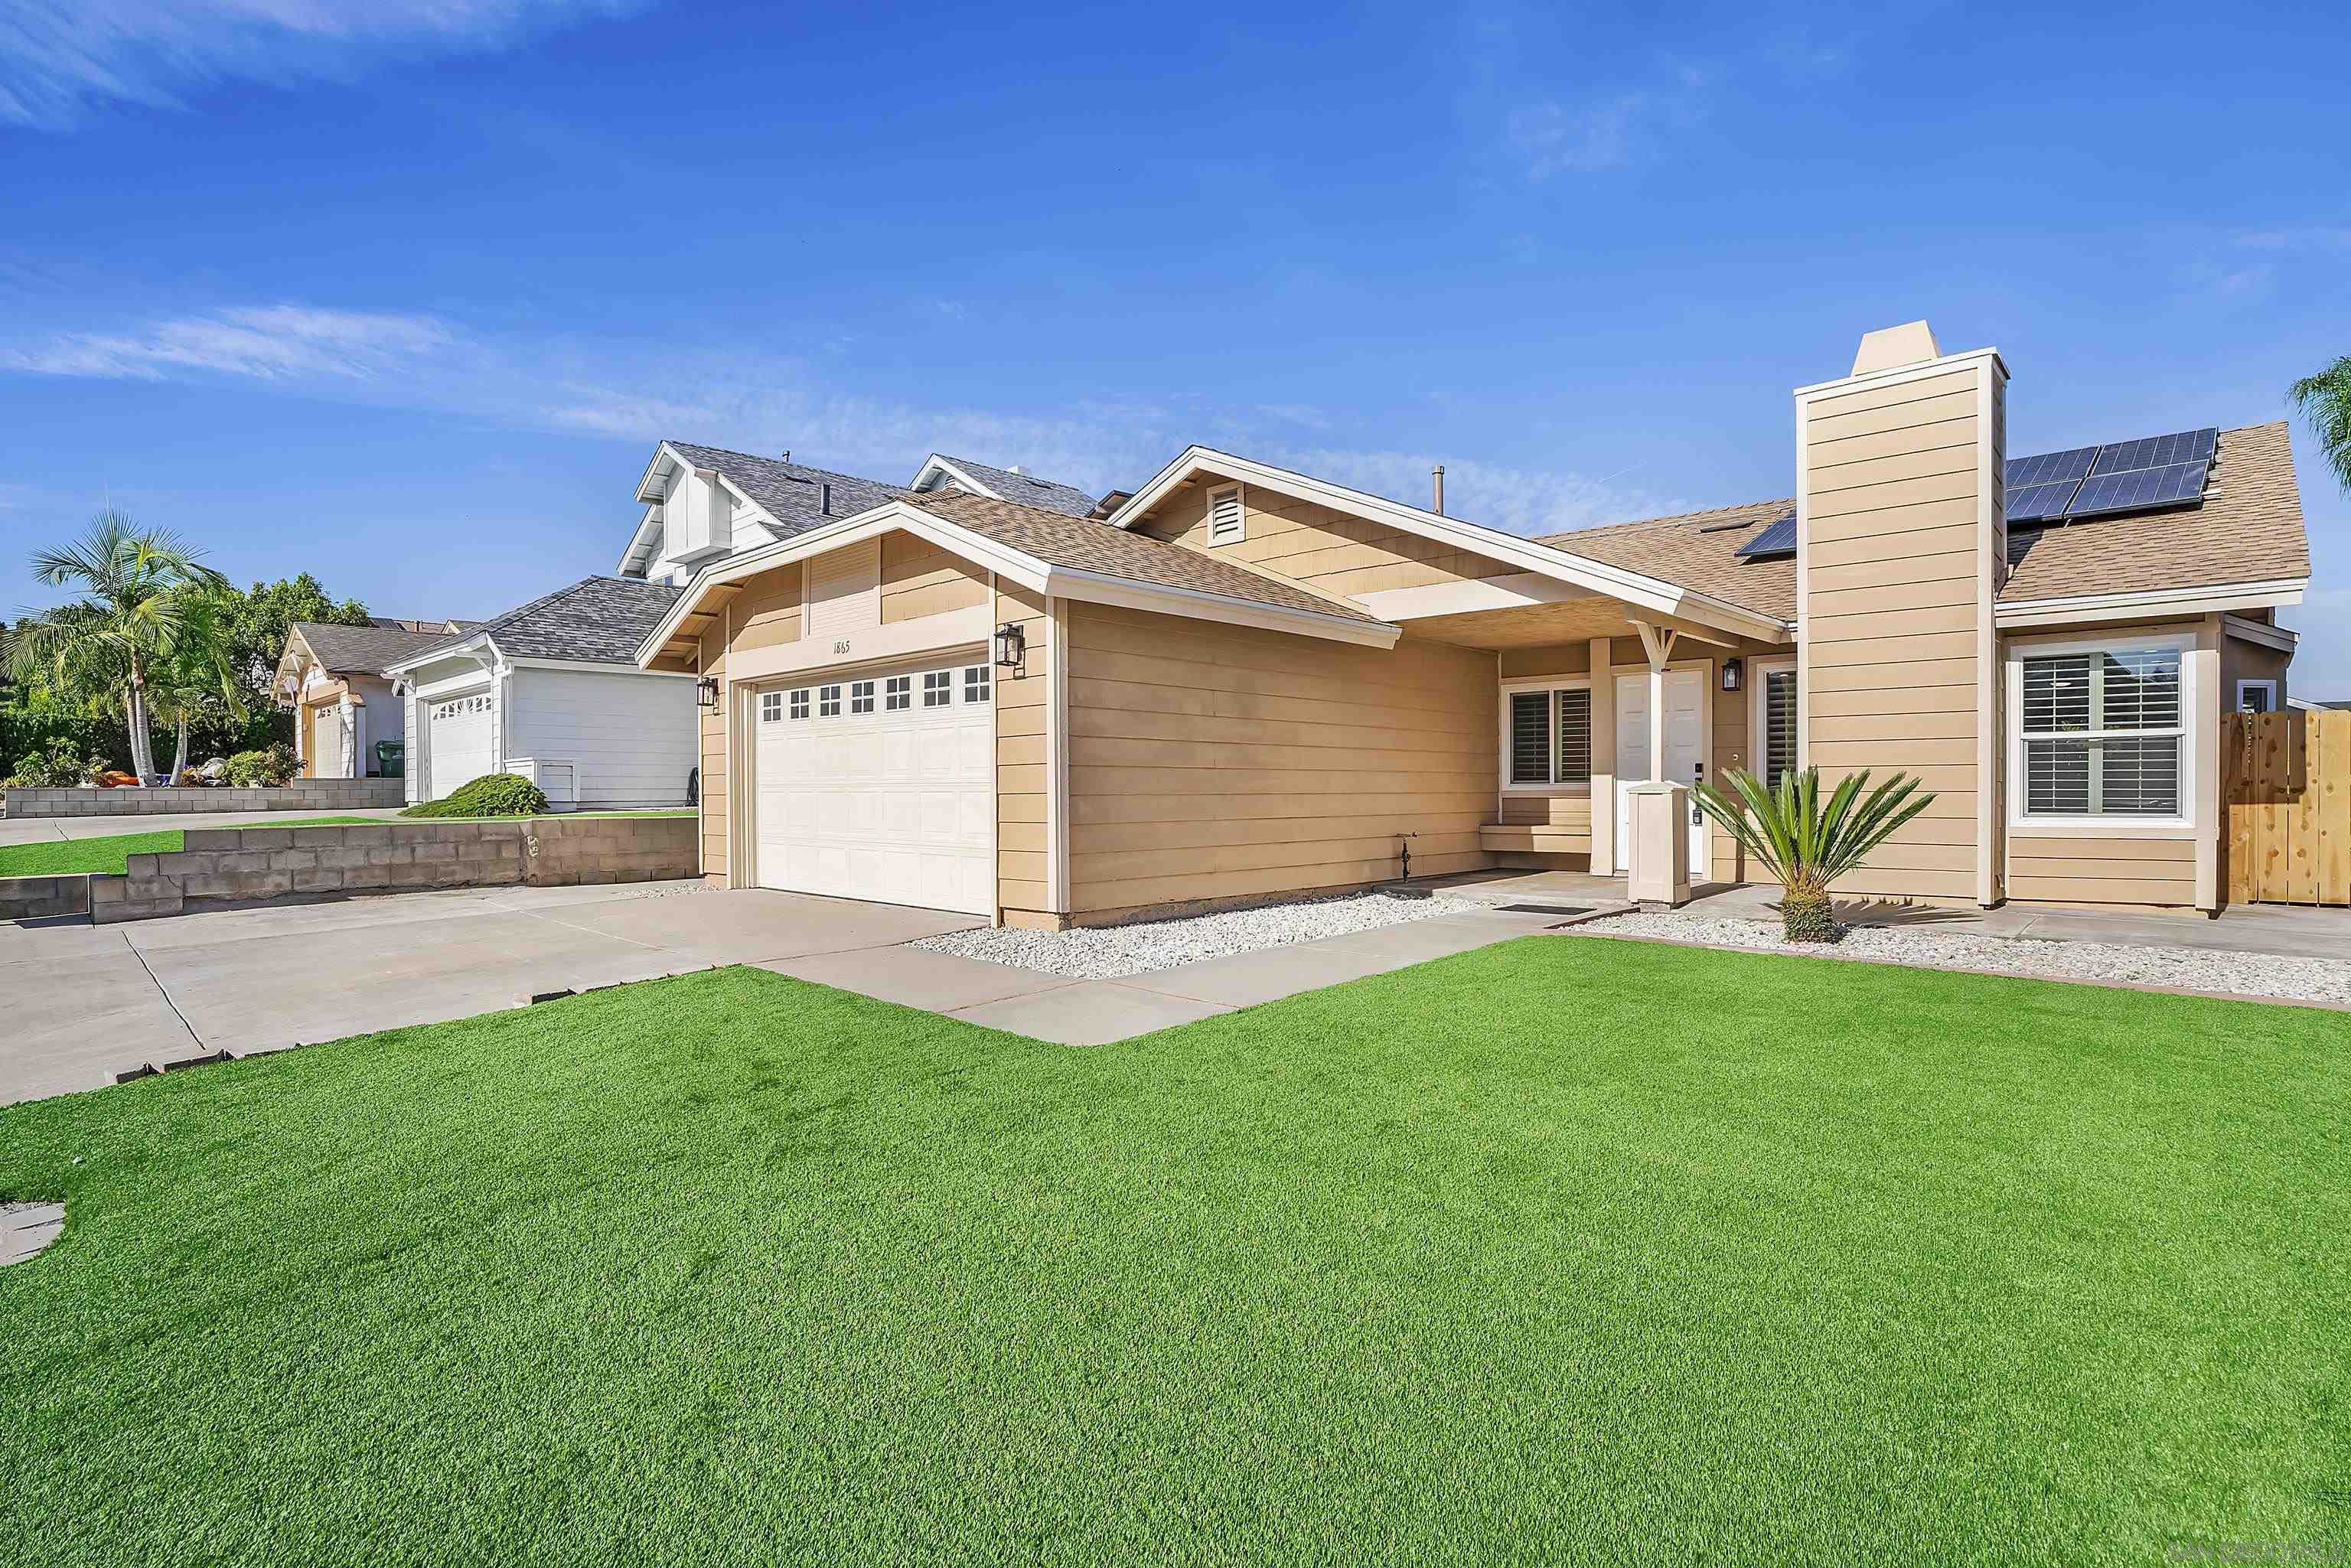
2223,709,2351,906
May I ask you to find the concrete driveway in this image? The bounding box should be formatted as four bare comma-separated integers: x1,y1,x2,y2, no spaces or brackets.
0,882,993,1105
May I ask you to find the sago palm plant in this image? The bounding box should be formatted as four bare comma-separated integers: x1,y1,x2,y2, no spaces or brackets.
1692,766,1933,943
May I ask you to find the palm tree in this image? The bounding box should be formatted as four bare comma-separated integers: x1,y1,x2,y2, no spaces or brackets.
2,512,230,784
1691,766,1934,943
148,591,245,783
2288,355,2351,494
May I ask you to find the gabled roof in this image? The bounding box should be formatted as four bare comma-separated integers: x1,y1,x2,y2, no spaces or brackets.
288,619,478,678
907,491,1384,625
389,577,685,673
1537,499,1797,622
911,454,1099,518
660,442,905,541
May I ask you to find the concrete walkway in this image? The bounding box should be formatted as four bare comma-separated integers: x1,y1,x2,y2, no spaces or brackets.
0,805,411,846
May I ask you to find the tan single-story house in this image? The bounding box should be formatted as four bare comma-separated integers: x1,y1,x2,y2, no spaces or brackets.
275,618,472,778
636,321,2311,925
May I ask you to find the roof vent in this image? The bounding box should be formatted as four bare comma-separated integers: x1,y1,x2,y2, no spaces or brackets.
1008,465,1027,476
780,450,791,464
1432,465,1446,516
820,481,833,516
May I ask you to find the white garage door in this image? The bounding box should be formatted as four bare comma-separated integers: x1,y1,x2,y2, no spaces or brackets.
427,690,496,800
753,658,996,915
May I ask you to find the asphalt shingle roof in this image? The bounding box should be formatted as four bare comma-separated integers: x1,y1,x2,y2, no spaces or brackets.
440,576,686,667
927,455,1098,517
1535,420,2307,621
290,621,474,677
908,491,1384,624
663,442,906,541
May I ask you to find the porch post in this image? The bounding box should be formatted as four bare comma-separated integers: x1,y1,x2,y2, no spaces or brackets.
1634,622,1678,782
1588,635,1614,873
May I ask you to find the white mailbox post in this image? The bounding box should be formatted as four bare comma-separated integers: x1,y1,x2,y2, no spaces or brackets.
1624,780,1691,909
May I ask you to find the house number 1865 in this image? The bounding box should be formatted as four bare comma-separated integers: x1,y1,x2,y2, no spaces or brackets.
832,639,851,655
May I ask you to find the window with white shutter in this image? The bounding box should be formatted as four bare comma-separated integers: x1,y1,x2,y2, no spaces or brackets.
1207,484,1244,546
2016,641,2186,819
1761,669,1797,791
1503,682,1593,788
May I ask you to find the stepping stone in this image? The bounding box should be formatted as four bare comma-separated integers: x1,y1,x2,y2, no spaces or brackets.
0,1201,64,1266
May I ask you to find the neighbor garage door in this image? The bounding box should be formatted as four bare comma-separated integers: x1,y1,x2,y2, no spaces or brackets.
752,657,996,915
426,690,495,800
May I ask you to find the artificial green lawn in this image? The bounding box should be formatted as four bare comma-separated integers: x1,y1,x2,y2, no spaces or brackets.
1,940,2343,1565
0,817,383,878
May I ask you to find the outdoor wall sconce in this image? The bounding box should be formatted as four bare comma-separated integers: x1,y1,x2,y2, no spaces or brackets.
1720,658,1743,693
696,676,719,709
994,621,1026,669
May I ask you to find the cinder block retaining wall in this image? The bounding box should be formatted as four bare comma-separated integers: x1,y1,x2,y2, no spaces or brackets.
0,876,90,921
86,816,696,924
3,779,406,819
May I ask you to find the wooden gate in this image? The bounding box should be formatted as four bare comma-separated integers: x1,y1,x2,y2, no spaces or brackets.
2224,709,2351,906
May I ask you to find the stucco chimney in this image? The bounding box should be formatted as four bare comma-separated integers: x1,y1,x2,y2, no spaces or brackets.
1794,322,2007,907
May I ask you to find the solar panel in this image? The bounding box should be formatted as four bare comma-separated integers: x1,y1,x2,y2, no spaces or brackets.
2006,479,2083,524
2006,445,2098,488
2090,427,2216,476
1734,513,1797,557
2065,460,2209,519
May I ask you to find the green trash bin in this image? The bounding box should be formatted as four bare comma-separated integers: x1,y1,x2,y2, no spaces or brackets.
373,739,404,778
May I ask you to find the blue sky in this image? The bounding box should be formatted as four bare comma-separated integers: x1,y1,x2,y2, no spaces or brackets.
3,0,2346,688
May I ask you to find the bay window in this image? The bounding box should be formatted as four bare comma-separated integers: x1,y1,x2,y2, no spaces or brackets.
2014,638,2187,820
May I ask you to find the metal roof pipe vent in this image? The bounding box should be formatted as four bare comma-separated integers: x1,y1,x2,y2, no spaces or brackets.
1432,465,1445,516
820,481,833,516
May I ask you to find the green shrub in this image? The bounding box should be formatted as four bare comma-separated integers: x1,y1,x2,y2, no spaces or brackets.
401,772,549,820
223,745,297,787
3,736,104,789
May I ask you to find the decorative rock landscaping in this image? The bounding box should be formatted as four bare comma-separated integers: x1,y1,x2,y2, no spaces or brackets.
916,889,1485,978
1572,910,2351,1008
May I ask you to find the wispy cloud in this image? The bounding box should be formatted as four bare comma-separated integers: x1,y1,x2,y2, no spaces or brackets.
1,297,1681,533
1506,64,1711,179
8,305,452,380
0,0,634,129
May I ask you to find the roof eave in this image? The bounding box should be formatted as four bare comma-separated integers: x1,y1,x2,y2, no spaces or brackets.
1994,575,2308,628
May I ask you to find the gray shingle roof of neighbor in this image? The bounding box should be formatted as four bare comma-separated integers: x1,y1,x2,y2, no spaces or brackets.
663,442,907,541
928,455,1099,518
289,621,475,677
425,576,686,667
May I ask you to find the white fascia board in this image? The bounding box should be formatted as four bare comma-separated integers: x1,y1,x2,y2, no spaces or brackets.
504,657,703,678
910,455,997,500
1792,344,2007,400
634,442,685,504
1995,577,2307,628
1103,446,1787,642
1035,566,1402,649
382,633,498,681
617,504,664,576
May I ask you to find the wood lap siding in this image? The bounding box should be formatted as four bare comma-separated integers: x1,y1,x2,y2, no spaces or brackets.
1802,366,1986,901
1136,481,1515,598
995,583,1055,923
1065,604,1495,921
2010,836,2196,906
882,533,988,625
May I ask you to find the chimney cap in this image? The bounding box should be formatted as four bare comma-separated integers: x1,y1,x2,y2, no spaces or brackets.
1851,321,1942,376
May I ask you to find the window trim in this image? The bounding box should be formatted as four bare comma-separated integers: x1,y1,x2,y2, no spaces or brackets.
1747,657,1798,790
2235,678,2278,715
1497,676,1595,795
2005,629,2196,834
1205,482,1245,546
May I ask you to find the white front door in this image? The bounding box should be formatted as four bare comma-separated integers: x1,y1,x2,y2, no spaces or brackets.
1615,670,1706,874
427,691,495,799
752,657,996,915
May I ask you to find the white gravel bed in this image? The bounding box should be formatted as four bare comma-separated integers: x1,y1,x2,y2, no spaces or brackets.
1570,911,2351,1006
915,890,1485,978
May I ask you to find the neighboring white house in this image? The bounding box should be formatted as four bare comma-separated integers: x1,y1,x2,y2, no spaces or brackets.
274,618,473,779
382,578,699,810
616,444,1102,588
